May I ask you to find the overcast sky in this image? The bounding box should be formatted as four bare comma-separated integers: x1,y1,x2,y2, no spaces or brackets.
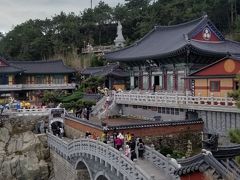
0,0,125,33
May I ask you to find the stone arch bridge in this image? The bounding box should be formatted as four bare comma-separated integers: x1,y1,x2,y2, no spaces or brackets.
47,132,180,180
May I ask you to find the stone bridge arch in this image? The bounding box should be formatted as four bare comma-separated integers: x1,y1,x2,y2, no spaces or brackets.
75,158,93,180
94,171,110,180
70,153,121,180
48,133,179,180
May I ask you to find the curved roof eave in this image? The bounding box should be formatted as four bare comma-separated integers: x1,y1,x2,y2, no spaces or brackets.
190,44,238,57
107,45,189,62
105,16,206,61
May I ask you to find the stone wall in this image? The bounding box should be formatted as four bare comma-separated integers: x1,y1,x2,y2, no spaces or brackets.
121,104,186,120
198,110,240,136
143,132,202,157
65,119,102,138
51,151,78,180
65,117,203,138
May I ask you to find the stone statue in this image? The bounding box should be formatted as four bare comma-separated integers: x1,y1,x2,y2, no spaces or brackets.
114,21,125,48
185,140,192,157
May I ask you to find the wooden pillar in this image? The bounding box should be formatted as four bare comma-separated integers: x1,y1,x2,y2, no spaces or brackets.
148,68,152,90
139,67,143,90
185,47,191,92
163,68,167,90
8,75,13,85
184,65,191,91
174,69,178,91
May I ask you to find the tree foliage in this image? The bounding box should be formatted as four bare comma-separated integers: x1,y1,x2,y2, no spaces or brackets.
0,0,239,60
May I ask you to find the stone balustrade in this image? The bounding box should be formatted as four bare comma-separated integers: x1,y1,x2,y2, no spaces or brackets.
0,83,76,91
144,146,179,179
114,91,238,112
47,132,179,180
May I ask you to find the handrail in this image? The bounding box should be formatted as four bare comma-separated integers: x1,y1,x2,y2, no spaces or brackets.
144,146,180,179
97,96,115,120
114,92,237,109
0,83,76,91
47,132,158,180
91,96,106,116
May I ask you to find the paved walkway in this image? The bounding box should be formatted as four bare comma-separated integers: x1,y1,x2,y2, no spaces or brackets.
136,159,170,180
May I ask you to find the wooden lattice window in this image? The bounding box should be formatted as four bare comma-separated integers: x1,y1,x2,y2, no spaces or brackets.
210,81,220,92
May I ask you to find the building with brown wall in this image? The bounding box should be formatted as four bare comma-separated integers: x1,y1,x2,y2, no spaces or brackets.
0,58,76,105
187,56,240,97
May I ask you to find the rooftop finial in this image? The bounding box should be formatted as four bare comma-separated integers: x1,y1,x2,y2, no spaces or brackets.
202,12,208,18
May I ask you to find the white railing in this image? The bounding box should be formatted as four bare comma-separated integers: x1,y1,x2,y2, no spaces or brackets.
114,91,238,111
5,108,65,117
0,83,76,91
144,146,180,179
81,45,114,54
91,96,106,116
47,133,177,180
0,84,23,91
6,108,50,116
22,83,76,90
97,95,116,119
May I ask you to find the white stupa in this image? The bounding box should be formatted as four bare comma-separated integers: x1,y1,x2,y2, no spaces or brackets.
114,21,125,48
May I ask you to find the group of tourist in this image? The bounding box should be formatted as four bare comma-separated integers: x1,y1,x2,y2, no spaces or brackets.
75,106,91,120
83,129,145,161
52,125,64,138
113,130,145,161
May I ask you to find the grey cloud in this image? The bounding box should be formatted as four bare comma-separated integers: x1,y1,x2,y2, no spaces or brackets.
0,0,125,32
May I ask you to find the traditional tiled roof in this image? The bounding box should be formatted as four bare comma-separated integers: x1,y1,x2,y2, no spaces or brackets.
0,57,23,74
9,60,75,74
81,63,129,77
105,16,240,62
187,55,240,78
0,66,23,74
175,148,240,179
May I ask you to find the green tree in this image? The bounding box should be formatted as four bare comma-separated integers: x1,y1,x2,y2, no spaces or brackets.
90,55,105,67
42,90,60,104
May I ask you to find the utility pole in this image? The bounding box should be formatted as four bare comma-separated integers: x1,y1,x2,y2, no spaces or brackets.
91,0,93,9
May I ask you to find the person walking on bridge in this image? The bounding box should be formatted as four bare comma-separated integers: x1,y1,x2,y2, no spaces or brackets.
137,138,145,159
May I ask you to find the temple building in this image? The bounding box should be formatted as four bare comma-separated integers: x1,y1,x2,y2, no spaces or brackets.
175,145,240,180
81,63,129,90
187,56,240,97
0,58,76,105
105,15,240,93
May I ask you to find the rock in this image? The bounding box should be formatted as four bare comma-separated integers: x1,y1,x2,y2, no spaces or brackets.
0,127,10,143
0,116,51,180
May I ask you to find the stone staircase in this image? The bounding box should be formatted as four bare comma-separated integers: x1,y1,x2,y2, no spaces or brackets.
91,95,120,120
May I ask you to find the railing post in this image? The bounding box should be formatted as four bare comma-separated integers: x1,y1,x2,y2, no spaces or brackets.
224,94,228,106
198,93,201,105
175,94,178,104
186,92,188,105
211,93,214,105
165,92,167,103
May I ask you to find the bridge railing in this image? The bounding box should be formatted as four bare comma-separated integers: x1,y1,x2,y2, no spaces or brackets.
144,146,180,179
48,132,68,159
5,108,50,116
47,132,164,180
114,92,236,108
